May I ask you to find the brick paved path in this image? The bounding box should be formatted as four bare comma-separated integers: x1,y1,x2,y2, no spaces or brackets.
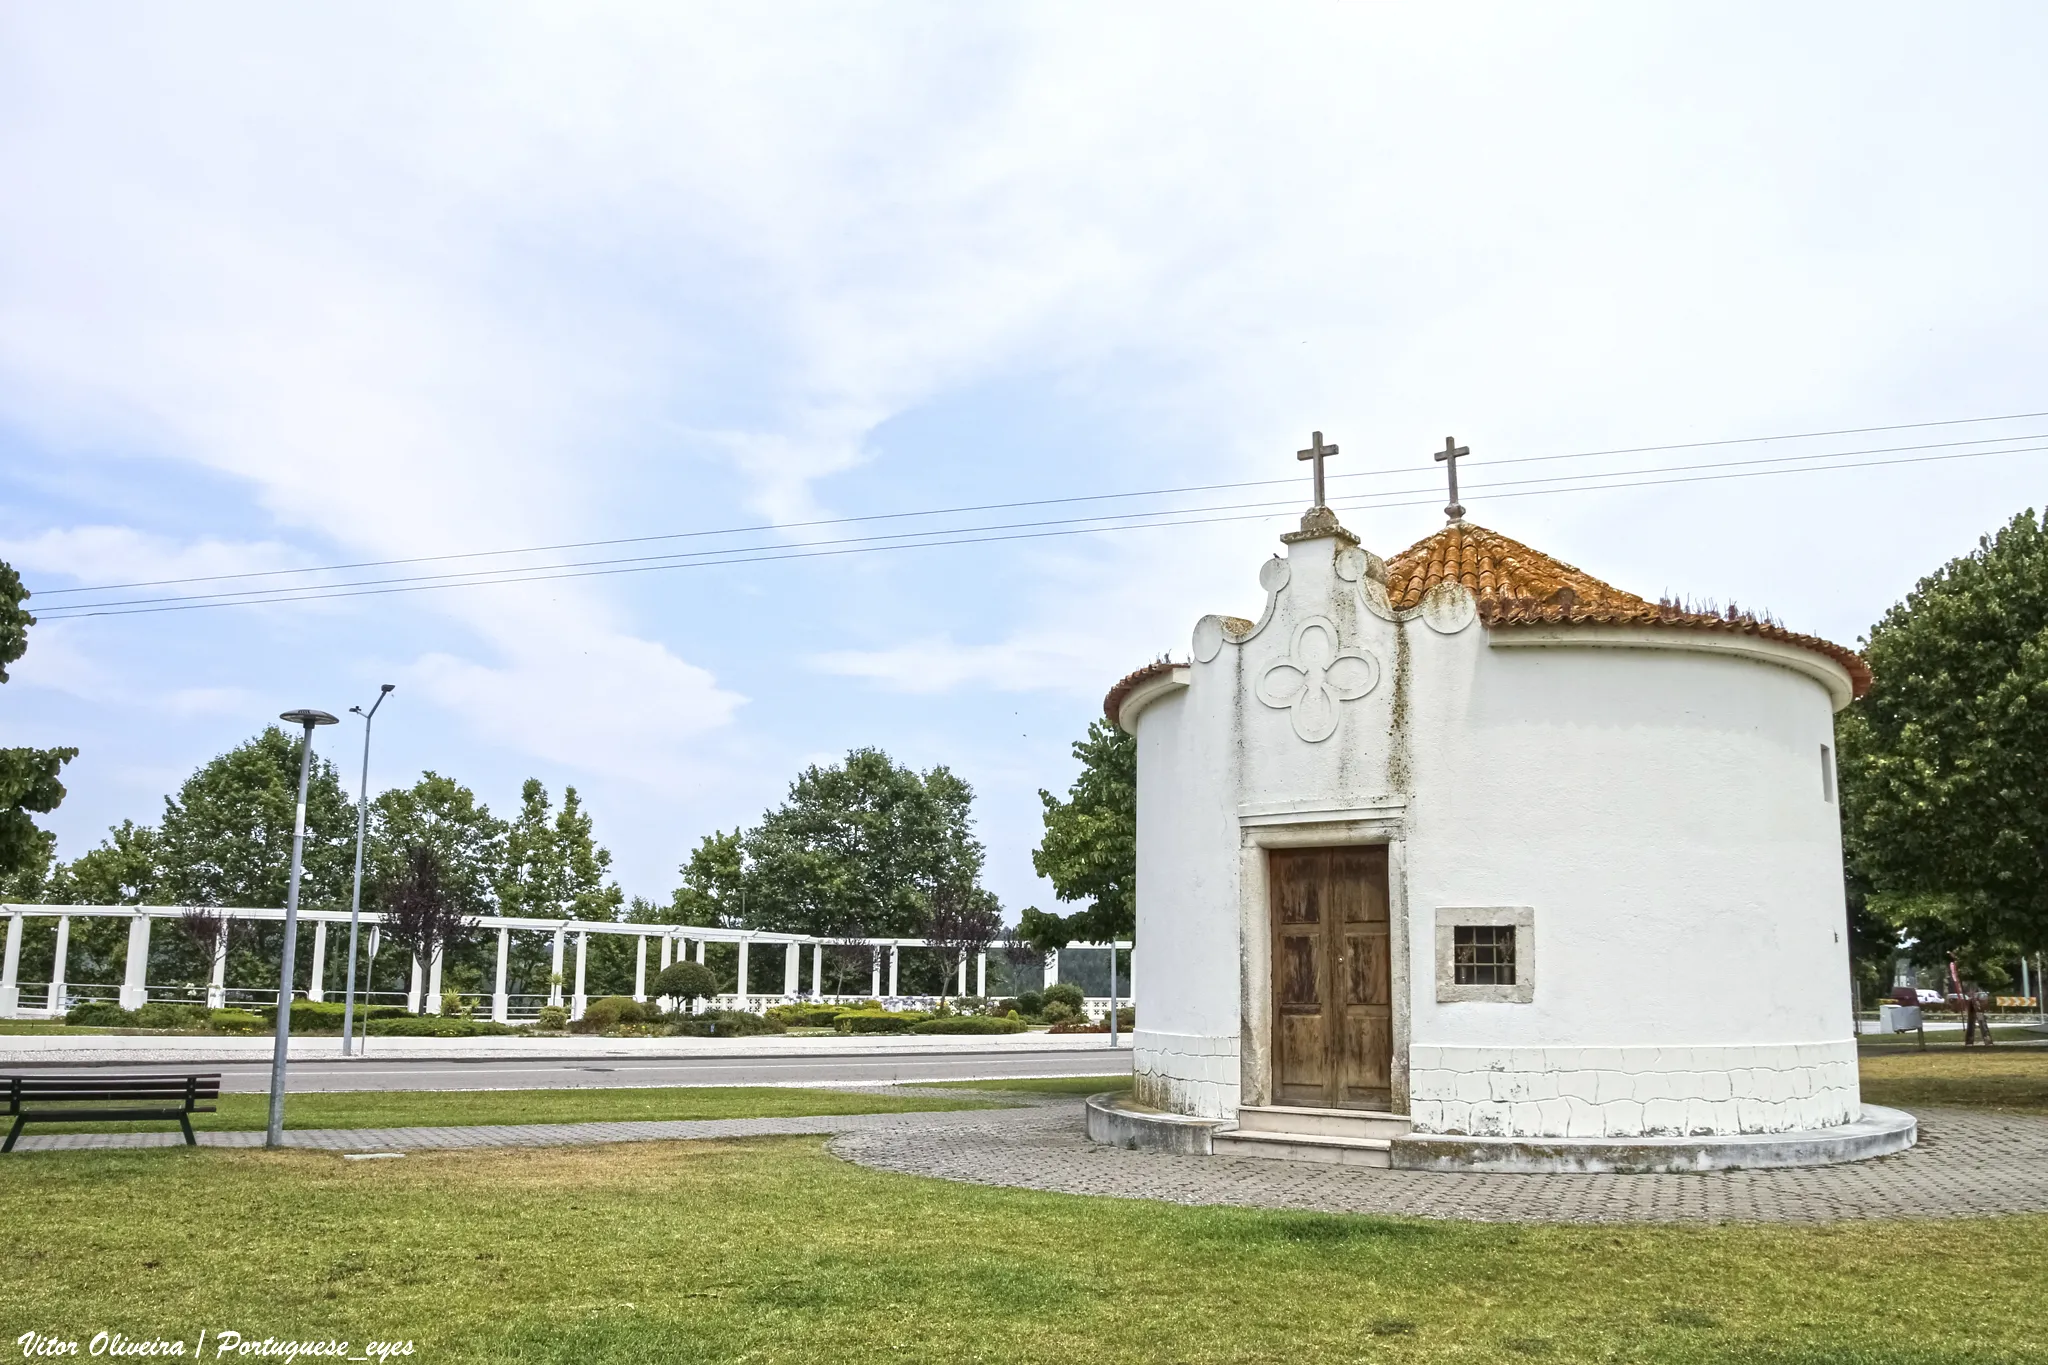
829,1100,2048,1225
17,1096,2047,1225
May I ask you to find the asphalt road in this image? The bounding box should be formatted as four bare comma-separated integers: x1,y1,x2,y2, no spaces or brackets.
84,1047,1135,1093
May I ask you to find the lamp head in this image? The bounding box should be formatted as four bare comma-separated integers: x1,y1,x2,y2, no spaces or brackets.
279,709,339,728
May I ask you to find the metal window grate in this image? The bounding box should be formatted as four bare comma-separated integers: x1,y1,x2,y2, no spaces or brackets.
1453,924,1516,986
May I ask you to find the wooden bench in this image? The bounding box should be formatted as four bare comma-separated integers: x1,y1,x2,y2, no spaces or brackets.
3,1073,222,1152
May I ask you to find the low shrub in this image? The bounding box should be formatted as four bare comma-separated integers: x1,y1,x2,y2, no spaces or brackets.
1043,983,1085,1012
134,1001,211,1030
909,1015,1028,1035
259,1001,411,1031
834,1009,929,1035
65,1001,137,1028
667,1009,785,1038
366,1015,519,1037
1013,991,1044,1017
571,995,650,1034
209,1008,265,1033
1041,1000,1079,1025
764,1002,843,1029
535,1005,569,1032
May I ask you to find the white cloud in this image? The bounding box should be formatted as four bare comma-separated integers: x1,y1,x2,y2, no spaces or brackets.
0,527,299,594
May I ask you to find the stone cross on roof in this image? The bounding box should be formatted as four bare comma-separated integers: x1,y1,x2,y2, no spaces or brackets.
1436,435,1469,522
1296,430,1339,508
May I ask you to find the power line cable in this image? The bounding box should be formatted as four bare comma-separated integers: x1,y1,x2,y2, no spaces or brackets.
37,440,2046,620
33,408,2048,597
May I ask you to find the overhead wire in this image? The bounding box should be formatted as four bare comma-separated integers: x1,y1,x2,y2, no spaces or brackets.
34,436,2047,620
33,407,2048,598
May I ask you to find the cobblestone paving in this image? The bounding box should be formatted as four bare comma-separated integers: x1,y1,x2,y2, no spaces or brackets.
18,1094,2048,1226
830,1102,2048,1225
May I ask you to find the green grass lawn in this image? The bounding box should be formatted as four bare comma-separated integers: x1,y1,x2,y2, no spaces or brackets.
929,1073,1133,1095
2,1139,2042,1364
22,1085,1002,1135
1857,1045,2048,1114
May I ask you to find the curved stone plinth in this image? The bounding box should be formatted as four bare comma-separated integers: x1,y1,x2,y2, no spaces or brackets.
1389,1105,1917,1174
1085,1091,1227,1155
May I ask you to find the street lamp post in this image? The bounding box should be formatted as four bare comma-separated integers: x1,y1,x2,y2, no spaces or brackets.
341,685,395,1056
268,708,338,1149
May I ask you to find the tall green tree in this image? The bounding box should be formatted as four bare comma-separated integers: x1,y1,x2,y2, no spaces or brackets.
496,779,622,921
370,773,506,917
0,560,77,887
666,829,746,927
158,726,358,907
1022,718,1136,951
45,820,165,904
739,748,989,939
1839,509,2048,961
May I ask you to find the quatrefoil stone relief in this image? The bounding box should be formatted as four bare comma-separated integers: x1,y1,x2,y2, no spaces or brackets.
1255,615,1381,742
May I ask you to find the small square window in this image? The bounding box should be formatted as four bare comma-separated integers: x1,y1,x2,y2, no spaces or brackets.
1454,925,1516,985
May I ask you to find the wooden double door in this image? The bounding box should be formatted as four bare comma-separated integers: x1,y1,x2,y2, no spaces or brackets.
1269,845,1393,1111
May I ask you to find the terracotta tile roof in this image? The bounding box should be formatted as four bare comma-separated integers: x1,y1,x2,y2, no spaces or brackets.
1102,659,1183,726
1385,521,1870,696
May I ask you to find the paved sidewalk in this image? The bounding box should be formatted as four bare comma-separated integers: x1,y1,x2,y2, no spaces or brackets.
832,1102,2048,1225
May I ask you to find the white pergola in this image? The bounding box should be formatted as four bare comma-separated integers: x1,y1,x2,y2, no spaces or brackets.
0,903,1133,1023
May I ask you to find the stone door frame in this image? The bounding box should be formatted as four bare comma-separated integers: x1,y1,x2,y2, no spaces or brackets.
1235,801,1410,1115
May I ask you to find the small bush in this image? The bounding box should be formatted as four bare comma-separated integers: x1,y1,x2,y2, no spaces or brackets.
571,995,649,1034
1043,983,1085,1012
652,961,719,1002
667,1009,785,1038
65,1001,138,1028
834,1009,930,1035
909,1015,1028,1035
367,1015,519,1037
1041,1000,1079,1024
134,1001,210,1030
1014,991,1045,1017
764,1002,843,1029
260,1001,411,1031
209,1008,265,1033
535,1005,569,1031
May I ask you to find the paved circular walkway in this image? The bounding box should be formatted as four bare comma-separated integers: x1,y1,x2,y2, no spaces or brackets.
830,1100,2048,1224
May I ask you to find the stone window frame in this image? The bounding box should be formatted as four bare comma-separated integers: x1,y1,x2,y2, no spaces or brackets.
1434,906,1534,1004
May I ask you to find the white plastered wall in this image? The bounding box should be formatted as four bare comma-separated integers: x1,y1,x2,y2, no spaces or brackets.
1127,517,1862,1138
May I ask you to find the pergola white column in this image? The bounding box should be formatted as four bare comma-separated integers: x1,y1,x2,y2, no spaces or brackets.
492,926,510,1023
571,930,589,1021
207,931,227,1010
634,936,648,1003
407,956,423,1013
887,944,899,998
50,915,70,1015
120,913,151,1010
870,946,881,998
975,952,987,998
660,935,673,971
782,942,799,998
735,938,750,1008
811,942,823,997
426,947,444,1015
309,920,328,1002
1044,948,1060,993
0,911,22,1017
694,939,706,965
957,952,969,996
548,927,566,1006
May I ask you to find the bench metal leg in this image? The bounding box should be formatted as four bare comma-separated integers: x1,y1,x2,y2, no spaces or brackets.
3,1114,23,1154
179,1114,196,1147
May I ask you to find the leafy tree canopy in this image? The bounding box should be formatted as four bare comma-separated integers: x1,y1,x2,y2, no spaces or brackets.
665,828,745,927
1839,509,2048,959
371,772,506,917
736,747,990,939
0,559,77,886
497,779,623,921
157,726,358,908
45,820,164,905
1023,718,1135,951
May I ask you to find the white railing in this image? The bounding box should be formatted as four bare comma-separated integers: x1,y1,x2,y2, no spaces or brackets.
0,902,1132,1025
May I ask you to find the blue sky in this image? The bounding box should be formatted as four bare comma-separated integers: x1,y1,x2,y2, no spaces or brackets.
3,3,2045,914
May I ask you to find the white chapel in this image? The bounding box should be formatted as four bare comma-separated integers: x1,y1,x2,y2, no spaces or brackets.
1095,436,1914,1171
